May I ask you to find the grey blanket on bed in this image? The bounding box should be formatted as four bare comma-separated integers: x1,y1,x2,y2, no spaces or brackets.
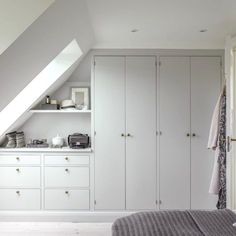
112,209,236,236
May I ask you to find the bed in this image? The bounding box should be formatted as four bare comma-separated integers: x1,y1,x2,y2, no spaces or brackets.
112,209,236,236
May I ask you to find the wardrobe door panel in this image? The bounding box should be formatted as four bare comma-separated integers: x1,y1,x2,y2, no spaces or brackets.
94,56,126,210
126,56,157,210
160,57,191,210
191,57,221,209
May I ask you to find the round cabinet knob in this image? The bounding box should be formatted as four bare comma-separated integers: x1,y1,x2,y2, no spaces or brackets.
127,133,131,137
65,168,69,172
192,133,196,137
16,157,20,161
65,157,69,161
16,168,20,172
121,133,125,137
65,191,69,195
186,133,190,137
16,191,20,195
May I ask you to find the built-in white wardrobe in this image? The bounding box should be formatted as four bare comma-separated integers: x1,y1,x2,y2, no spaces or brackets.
94,55,221,211
160,57,221,210
94,56,157,210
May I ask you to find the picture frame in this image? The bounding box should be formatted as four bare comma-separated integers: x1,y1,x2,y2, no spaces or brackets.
71,87,90,110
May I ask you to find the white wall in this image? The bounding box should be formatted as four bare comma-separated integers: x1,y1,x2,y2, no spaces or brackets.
0,0,95,111
20,113,91,146
52,81,91,102
69,51,93,82
0,0,54,55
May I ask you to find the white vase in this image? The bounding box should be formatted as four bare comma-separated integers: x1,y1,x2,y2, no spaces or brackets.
52,134,64,147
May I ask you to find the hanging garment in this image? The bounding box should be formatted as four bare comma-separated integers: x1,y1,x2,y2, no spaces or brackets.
208,86,226,209
208,91,223,194
216,91,226,209
208,95,221,150
209,148,220,194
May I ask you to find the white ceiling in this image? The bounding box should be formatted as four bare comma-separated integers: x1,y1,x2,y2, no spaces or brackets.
86,0,236,49
0,0,54,55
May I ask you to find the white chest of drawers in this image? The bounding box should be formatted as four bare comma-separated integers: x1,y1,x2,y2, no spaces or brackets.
0,154,41,210
0,149,92,212
0,166,40,188
44,153,90,210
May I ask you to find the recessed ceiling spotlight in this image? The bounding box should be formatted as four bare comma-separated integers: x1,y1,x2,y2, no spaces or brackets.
199,29,208,33
131,29,139,33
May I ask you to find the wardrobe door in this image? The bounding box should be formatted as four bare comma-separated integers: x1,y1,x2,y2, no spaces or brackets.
126,56,157,210
191,57,221,209
160,57,191,210
94,56,126,210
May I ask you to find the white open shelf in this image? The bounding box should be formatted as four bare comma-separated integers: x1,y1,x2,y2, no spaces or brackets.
29,109,91,114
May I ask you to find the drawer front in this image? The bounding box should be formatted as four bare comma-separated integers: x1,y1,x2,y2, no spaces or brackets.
0,167,40,187
44,155,89,165
45,167,89,188
0,155,40,165
45,189,89,210
0,189,40,210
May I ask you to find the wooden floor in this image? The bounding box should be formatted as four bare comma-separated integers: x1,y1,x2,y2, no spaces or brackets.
0,222,112,236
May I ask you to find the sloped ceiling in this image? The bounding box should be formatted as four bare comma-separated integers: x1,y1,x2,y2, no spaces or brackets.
0,0,95,112
0,39,82,137
0,0,54,55
86,0,236,49
0,0,95,143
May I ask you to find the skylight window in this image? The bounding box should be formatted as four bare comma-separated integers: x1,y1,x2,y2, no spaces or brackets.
0,39,83,136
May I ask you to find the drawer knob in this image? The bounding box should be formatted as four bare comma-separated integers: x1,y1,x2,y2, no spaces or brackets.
65,191,69,194
16,157,20,161
16,168,20,172
65,168,69,172
16,191,20,195
65,157,69,161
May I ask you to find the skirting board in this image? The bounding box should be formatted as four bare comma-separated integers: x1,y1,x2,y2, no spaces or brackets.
0,211,135,222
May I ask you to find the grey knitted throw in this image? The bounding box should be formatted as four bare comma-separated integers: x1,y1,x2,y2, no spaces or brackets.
112,209,236,236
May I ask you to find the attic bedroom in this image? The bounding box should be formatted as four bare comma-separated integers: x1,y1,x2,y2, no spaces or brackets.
0,0,236,235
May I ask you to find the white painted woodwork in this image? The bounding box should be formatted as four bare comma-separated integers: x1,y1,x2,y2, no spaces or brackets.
0,189,40,210
45,167,89,188
45,189,90,210
44,155,89,166
125,56,157,210
0,167,40,188
0,52,223,217
159,57,191,209
190,57,221,209
30,110,92,113
0,148,92,153
94,56,126,210
0,151,91,212
0,155,40,165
